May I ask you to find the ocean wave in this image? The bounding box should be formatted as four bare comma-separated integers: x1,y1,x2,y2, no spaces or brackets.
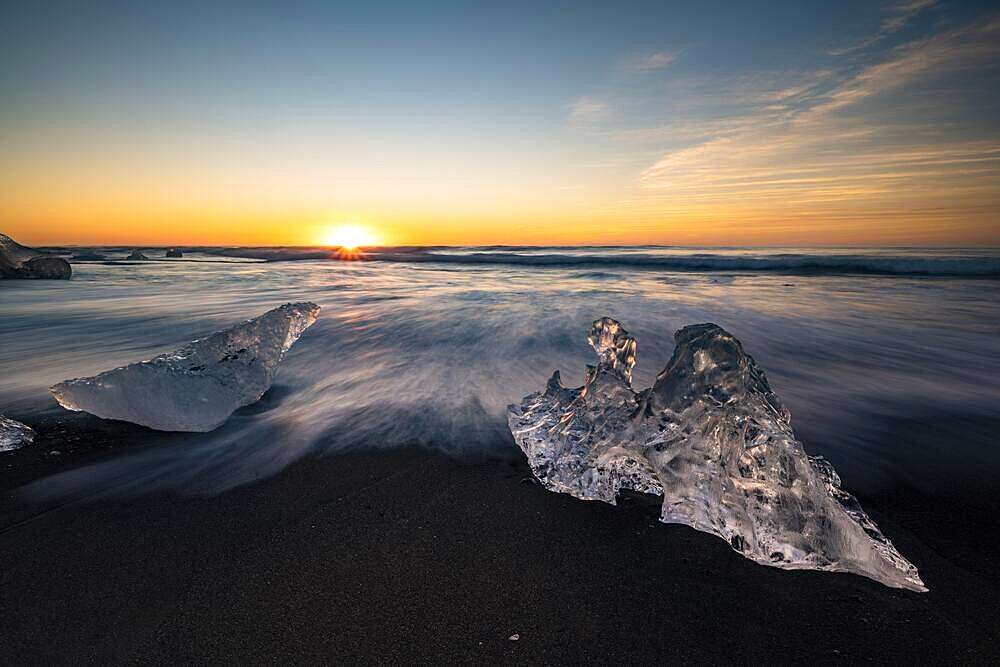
203,247,1000,276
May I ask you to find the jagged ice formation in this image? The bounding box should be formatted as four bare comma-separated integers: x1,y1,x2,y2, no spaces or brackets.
1,416,36,452
508,318,926,591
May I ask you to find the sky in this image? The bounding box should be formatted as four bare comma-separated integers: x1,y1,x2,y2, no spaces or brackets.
1,0,998,246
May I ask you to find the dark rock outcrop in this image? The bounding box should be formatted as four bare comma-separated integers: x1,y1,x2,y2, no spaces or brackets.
0,233,72,279
165,248,183,258
126,250,150,261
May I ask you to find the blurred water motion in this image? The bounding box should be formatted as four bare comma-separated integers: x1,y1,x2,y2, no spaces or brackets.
1,248,998,496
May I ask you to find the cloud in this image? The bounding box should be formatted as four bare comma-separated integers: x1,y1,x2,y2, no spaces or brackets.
828,0,937,55
567,96,612,124
630,50,681,72
629,20,1000,241
814,21,999,114
882,0,937,33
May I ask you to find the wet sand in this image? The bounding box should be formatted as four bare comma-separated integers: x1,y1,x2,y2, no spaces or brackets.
2,414,999,664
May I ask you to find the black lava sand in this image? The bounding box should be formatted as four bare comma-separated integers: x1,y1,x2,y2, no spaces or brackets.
2,415,999,664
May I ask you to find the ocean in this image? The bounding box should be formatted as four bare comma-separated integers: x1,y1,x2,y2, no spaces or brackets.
2,246,999,497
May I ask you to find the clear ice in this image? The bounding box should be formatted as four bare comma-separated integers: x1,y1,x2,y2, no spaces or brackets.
508,318,926,592
1,416,36,452
51,302,320,432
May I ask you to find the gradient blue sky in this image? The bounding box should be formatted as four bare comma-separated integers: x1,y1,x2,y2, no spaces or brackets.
2,1,997,245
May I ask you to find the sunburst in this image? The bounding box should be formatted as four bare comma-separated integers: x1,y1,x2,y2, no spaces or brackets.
323,224,376,250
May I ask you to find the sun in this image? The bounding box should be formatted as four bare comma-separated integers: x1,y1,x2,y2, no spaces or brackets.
323,224,377,250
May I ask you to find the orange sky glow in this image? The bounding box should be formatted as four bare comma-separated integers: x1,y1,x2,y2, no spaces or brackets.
2,4,997,247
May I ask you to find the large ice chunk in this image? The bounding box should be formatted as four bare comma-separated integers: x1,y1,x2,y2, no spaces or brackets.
508,318,926,592
1,416,36,452
51,302,320,432
0,232,71,279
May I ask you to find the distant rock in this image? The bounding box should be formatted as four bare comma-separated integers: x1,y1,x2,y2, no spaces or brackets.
0,233,72,279
1,416,35,452
51,302,321,432
126,250,150,261
165,248,183,258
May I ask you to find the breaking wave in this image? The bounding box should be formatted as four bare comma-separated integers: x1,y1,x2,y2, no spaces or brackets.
4,243,999,498
200,246,1000,276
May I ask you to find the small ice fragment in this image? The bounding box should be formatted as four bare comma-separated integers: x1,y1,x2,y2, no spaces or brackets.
509,634,519,641
0,416,35,452
50,302,320,432
507,319,926,592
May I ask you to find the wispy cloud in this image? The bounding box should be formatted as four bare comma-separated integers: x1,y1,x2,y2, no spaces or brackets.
829,0,937,55
629,50,681,72
813,21,999,114
627,19,1000,242
882,0,938,33
567,96,612,124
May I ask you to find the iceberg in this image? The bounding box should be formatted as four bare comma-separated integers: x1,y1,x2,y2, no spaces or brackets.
51,302,320,432
0,233,71,279
1,416,35,452
508,318,926,592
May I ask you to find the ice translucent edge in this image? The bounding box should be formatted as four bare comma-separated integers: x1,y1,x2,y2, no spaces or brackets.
508,318,926,592
50,302,320,432
1,416,36,452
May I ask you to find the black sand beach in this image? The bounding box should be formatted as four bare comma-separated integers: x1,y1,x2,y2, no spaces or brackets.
5,0,1000,660
2,414,999,665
